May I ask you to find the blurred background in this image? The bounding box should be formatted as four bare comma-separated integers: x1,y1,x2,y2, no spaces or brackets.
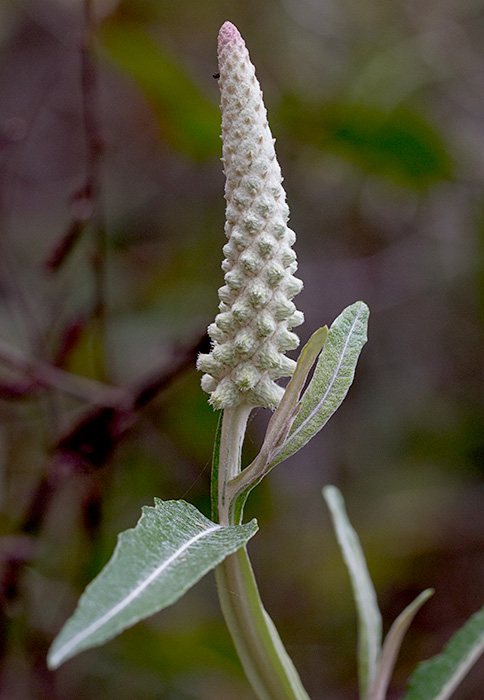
0,0,484,698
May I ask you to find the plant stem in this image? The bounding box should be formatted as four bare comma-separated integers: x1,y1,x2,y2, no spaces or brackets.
216,548,311,700
214,406,311,700
217,405,252,526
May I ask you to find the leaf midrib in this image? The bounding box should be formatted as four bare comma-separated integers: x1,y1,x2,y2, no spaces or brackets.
49,522,221,667
273,306,363,459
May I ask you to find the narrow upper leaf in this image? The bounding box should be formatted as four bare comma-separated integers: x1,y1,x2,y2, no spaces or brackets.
224,326,328,523
323,485,382,700
270,302,369,468
263,326,329,453
210,411,223,521
401,604,484,700
370,589,433,700
48,500,257,669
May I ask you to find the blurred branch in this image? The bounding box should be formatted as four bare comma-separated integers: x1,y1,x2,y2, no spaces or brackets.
132,332,210,410
81,0,107,356
55,331,210,470
0,331,208,682
0,337,129,408
44,0,108,379
44,198,92,272
0,333,208,548
0,6,212,687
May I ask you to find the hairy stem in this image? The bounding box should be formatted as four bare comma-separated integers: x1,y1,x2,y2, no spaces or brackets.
217,405,252,525
216,548,311,700
214,406,311,700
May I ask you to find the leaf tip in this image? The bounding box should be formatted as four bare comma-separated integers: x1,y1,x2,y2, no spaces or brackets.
247,517,259,534
322,484,342,507
46,651,58,671
46,641,68,671
421,588,435,602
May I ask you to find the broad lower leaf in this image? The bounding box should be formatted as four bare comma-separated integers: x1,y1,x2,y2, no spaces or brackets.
401,604,484,700
323,486,381,700
370,589,433,700
47,500,257,669
270,302,369,468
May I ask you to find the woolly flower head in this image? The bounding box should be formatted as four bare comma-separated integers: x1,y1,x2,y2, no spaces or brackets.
197,21,304,410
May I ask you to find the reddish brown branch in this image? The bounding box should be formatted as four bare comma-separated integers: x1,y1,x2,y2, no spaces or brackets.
0,337,130,407
0,329,208,564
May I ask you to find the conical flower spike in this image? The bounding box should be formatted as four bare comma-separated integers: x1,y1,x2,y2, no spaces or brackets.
198,21,304,410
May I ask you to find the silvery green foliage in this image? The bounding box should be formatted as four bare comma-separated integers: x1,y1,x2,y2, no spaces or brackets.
225,305,369,525
47,500,257,668
323,485,381,700
268,302,369,469
401,604,484,700
197,22,304,410
323,487,434,700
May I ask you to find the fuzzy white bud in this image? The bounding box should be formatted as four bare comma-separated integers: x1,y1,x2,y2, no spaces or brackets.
198,21,304,410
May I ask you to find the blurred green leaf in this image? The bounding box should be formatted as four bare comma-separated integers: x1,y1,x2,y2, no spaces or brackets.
113,622,245,681
282,98,452,188
47,499,257,668
401,604,484,700
99,20,219,160
323,485,381,700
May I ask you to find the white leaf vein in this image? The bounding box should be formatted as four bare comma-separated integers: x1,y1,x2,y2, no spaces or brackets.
50,523,221,667
276,306,364,456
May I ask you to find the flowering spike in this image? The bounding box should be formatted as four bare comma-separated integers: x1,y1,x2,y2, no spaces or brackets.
198,21,304,410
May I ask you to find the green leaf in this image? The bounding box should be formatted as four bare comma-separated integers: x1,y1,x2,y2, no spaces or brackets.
99,20,219,160
280,98,452,189
47,500,258,669
370,589,434,700
325,104,452,188
271,302,369,468
323,485,381,700
210,411,223,521
262,326,329,455
225,326,328,524
401,604,484,700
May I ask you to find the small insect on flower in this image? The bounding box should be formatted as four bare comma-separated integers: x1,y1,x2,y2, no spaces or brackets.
197,22,304,411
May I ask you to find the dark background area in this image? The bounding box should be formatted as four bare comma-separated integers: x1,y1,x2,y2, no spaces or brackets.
0,1,484,698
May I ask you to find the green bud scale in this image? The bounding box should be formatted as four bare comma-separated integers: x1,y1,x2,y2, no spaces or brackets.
198,21,304,410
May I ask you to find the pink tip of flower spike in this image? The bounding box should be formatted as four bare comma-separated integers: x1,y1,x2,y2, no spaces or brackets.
218,21,244,52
